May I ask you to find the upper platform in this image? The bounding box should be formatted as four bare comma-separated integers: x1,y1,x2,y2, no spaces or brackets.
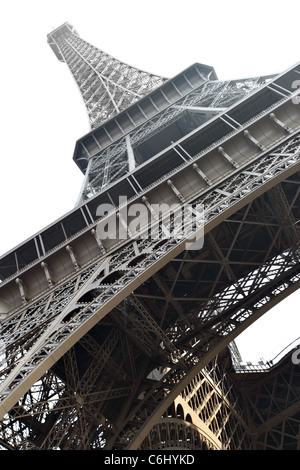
47,23,79,62
72,62,218,173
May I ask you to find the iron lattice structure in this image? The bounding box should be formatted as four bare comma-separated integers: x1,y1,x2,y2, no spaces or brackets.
0,22,300,450
47,23,167,129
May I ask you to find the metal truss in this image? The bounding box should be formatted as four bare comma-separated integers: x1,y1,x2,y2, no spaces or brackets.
141,348,300,450
1,25,300,450
82,75,273,198
234,352,300,449
140,351,252,450
48,23,273,200
47,23,166,129
1,124,300,448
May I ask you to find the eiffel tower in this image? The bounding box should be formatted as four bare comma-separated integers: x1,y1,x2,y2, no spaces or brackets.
0,22,300,450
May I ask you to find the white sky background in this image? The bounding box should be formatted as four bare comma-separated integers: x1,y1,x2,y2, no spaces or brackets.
0,0,300,363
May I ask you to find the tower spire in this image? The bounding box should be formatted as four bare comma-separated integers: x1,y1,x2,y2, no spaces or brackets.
47,22,167,129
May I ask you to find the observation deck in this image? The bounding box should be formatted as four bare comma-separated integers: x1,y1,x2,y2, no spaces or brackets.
47,23,79,62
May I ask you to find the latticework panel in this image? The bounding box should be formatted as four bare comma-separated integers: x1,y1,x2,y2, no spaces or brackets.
140,419,220,450
1,167,300,449
237,356,300,450
139,351,251,450
48,23,166,129
180,355,251,450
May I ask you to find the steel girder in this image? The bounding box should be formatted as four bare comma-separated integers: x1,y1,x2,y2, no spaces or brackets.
233,353,300,450
1,27,300,449
1,131,300,448
47,23,166,129
80,76,272,199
